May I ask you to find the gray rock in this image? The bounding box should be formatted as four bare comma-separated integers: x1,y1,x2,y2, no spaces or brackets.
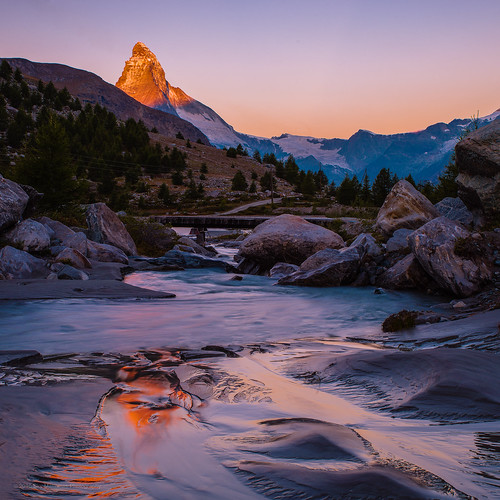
0,175,29,232
57,264,89,280
177,236,215,256
38,217,75,242
55,247,92,269
238,214,344,269
378,254,431,290
160,250,227,269
375,180,439,236
86,203,137,255
63,231,88,255
172,244,195,253
455,118,500,219
278,247,361,287
434,197,474,225
349,233,382,259
0,246,50,279
386,228,414,253
408,217,492,297
87,240,129,264
269,262,300,279
4,219,51,252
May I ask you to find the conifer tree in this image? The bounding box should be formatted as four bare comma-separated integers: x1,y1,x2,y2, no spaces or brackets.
17,115,76,207
231,170,248,191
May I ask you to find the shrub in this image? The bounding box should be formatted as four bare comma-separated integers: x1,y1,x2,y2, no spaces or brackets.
382,310,418,332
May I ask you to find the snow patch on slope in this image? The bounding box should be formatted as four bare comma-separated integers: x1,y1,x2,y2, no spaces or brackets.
270,134,350,170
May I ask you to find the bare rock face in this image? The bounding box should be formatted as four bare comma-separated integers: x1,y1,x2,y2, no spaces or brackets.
4,219,51,252
63,232,88,255
116,42,192,114
375,180,439,236
0,246,50,279
408,217,492,297
86,203,137,256
455,119,500,219
0,175,29,233
238,214,345,269
434,197,473,226
278,247,361,287
378,254,432,290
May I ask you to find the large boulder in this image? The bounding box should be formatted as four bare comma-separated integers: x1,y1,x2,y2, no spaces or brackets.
408,217,492,297
86,203,137,255
38,217,75,242
55,247,92,269
87,240,129,264
278,247,361,287
378,254,432,290
375,180,439,236
238,214,344,269
63,232,88,255
0,175,29,233
434,197,473,226
4,219,51,252
0,246,50,279
455,119,500,219
57,264,89,280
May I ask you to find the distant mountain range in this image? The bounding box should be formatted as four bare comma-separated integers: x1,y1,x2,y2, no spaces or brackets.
5,44,499,183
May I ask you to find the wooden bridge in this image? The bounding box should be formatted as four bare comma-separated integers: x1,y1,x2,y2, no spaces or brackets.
152,215,334,229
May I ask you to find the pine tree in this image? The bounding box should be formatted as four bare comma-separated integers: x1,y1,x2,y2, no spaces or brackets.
0,60,12,79
17,115,76,207
231,170,248,191
249,180,257,193
361,171,371,205
336,174,356,205
253,150,262,163
371,168,393,206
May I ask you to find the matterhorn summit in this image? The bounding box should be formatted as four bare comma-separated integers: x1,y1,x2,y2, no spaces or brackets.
116,42,243,146
116,42,193,114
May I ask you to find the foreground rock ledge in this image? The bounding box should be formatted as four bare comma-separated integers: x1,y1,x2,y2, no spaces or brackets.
0,279,175,300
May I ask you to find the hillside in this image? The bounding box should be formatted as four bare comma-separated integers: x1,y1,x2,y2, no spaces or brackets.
3,58,209,143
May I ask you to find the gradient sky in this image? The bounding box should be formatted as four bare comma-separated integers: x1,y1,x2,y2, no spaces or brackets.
1,0,499,139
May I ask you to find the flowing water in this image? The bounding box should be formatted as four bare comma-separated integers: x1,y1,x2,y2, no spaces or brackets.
0,251,499,499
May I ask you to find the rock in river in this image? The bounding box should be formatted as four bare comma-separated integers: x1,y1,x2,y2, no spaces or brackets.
408,216,492,297
238,214,344,269
278,247,361,287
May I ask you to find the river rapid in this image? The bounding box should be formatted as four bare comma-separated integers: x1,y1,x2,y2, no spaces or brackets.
0,248,499,499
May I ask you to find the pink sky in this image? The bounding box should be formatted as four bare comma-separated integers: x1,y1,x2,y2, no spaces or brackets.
1,0,499,139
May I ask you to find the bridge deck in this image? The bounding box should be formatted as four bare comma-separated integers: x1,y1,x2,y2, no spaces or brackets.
152,215,334,229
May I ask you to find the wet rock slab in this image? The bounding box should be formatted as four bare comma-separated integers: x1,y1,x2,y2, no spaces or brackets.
0,279,175,300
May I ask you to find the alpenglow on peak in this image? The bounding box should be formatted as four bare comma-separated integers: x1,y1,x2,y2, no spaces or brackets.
116,41,193,114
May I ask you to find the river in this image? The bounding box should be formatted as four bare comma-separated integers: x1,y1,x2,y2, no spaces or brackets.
0,249,499,499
